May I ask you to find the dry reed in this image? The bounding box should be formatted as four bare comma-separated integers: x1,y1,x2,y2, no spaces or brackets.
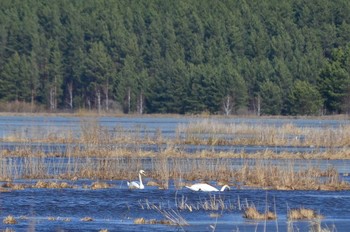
81,217,93,222
176,195,234,211
153,206,189,226
0,118,349,191
134,217,173,225
146,180,161,187
243,206,277,220
0,155,348,190
3,146,350,161
33,181,72,189
177,120,350,147
134,218,146,224
288,208,323,220
3,215,17,224
91,182,112,190
233,161,350,191
3,119,350,148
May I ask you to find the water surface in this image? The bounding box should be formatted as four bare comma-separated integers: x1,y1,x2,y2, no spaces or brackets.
1,115,349,231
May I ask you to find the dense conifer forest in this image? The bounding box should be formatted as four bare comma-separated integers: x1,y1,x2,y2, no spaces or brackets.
1,0,350,115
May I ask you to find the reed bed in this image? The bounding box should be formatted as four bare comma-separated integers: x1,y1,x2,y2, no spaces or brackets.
2,119,350,148
3,147,350,160
0,155,348,190
1,119,349,190
1,180,74,190
176,195,235,211
177,120,350,147
137,200,189,226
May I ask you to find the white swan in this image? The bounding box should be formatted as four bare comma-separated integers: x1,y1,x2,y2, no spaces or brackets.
185,183,230,192
127,170,146,189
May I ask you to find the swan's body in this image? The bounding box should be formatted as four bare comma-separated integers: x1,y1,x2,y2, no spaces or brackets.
127,170,146,189
185,183,230,192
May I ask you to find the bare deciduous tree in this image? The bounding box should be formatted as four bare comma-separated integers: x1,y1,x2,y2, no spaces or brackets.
252,94,261,116
223,95,234,115
137,91,144,114
67,82,73,110
96,88,101,114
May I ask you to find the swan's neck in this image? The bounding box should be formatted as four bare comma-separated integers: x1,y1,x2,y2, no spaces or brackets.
220,185,229,191
139,173,143,187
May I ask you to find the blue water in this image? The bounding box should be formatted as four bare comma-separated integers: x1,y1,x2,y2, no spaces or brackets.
1,115,349,138
1,180,350,231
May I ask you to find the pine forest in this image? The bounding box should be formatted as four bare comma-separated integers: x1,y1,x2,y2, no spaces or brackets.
1,0,350,115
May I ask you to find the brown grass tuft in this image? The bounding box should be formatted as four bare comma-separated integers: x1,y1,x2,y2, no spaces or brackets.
243,206,277,220
134,218,146,224
34,181,48,188
11,184,25,190
91,182,112,190
81,217,93,222
3,215,17,224
146,181,160,187
133,217,174,225
288,208,323,220
33,181,72,189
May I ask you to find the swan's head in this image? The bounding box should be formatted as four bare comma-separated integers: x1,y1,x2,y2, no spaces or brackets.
221,185,230,191
139,170,146,176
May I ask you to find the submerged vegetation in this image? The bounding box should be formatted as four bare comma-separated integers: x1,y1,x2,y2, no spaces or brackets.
0,155,348,191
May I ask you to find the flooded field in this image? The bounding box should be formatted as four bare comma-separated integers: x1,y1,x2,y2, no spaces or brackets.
0,115,349,231
1,180,350,231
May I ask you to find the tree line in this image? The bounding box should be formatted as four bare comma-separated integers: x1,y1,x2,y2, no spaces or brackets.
1,0,350,115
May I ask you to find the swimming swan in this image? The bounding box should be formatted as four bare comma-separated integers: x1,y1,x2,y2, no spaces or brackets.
127,170,146,189
185,183,230,192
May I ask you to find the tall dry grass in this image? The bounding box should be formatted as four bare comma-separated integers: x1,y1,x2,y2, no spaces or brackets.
3,146,350,160
243,206,277,220
233,161,349,190
2,118,350,148
177,120,350,147
1,118,349,190
288,208,322,220
0,154,348,190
